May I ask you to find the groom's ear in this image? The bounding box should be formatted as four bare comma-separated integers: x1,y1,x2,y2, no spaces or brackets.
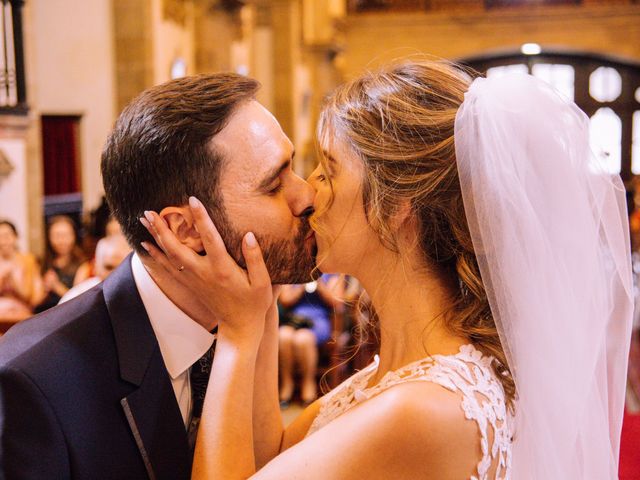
159,206,204,253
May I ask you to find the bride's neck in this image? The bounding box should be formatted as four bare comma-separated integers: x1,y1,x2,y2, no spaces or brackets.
357,250,468,386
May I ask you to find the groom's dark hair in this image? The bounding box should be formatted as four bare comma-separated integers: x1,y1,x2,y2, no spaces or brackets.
101,73,260,253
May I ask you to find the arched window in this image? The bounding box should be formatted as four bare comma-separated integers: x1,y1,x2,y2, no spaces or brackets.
461,50,640,181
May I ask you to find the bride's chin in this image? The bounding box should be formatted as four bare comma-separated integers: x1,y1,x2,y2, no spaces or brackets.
314,249,342,275
312,235,340,272
314,244,330,270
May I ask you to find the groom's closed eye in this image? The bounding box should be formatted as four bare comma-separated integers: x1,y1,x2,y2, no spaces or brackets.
267,183,283,196
257,152,295,194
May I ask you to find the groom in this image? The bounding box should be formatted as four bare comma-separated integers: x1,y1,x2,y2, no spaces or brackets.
0,73,316,479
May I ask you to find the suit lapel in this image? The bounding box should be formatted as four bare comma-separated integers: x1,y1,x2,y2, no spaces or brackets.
120,347,191,480
104,255,191,480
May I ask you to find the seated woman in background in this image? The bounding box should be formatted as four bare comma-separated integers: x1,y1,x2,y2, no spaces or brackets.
0,220,42,320
35,215,88,312
278,275,344,406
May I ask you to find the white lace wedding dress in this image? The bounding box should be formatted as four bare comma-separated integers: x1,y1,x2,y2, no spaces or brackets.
306,344,514,479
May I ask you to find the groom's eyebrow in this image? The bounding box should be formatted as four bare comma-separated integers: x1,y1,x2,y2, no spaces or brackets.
257,155,293,190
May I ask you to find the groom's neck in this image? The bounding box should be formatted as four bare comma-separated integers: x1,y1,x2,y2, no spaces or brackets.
138,255,217,331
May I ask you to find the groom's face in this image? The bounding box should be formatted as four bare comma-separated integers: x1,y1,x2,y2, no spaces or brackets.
208,100,317,284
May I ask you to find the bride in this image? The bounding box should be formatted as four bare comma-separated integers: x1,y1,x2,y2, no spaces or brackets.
141,60,632,479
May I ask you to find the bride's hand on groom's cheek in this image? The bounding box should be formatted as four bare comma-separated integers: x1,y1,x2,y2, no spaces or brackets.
139,196,273,344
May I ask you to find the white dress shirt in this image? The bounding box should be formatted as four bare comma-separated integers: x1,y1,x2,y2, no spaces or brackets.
131,253,215,428
59,277,102,304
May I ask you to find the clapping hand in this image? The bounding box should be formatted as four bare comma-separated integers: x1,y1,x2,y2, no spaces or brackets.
0,262,12,293
43,269,68,296
42,270,57,291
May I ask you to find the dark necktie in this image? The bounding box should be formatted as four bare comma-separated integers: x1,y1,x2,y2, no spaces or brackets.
187,336,217,452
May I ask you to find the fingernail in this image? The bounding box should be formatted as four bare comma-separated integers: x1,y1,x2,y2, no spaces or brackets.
140,241,150,252
140,217,150,229
245,232,257,248
143,211,154,224
189,196,200,208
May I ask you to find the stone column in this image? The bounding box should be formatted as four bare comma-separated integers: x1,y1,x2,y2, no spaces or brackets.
299,0,344,175
112,0,154,113
269,0,300,141
194,0,243,73
251,0,275,111
15,0,41,254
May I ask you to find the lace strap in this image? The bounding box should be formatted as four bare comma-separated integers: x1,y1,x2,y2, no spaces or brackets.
307,345,513,480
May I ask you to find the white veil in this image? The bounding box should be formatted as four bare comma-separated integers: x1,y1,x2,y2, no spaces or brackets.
454,73,633,478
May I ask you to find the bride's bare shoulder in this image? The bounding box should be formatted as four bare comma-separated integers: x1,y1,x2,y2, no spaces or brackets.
348,381,481,478
256,380,481,480
371,381,480,452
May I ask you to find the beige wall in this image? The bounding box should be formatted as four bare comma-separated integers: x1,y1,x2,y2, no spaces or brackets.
15,0,638,252
28,0,197,222
342,4,640,78
31,0,117,212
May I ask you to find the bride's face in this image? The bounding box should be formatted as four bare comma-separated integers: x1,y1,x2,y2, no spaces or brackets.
308,136,380,276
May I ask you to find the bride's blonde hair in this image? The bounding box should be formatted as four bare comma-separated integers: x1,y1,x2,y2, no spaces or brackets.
317,59,515,404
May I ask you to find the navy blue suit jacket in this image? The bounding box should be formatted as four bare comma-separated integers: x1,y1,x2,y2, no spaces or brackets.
0,256,191,479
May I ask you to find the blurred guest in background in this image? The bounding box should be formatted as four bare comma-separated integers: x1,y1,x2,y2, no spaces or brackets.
59,233,131,304
629,178,640,252
35,215,88,312
0,220,42,320
627,181,640,407
278,274,344,406
104,216,123,238
76,215,125,285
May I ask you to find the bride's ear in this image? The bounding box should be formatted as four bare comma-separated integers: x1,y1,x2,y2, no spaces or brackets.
389,199,413,232
390,200,420,249
158,206,204,253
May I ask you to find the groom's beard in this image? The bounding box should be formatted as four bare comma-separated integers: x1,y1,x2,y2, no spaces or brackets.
212,210,317,284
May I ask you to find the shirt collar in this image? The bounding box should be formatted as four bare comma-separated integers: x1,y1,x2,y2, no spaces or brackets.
131,253,215,379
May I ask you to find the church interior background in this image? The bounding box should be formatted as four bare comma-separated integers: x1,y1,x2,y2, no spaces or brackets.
0,0,639,474
0,0,637,255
